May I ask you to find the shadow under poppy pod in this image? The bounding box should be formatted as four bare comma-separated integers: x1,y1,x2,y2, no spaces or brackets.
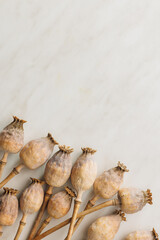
125,228,159,240
0,133,58,189
73,162,129,235
65,147,97,240
33,187,152,240
36,187,76,236
0,188,19,237
14,178,44,240
0,116,26,178
87,210,126,240
28,145,73,240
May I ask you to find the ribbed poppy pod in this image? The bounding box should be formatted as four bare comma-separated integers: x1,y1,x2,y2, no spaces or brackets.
36,187,76,236
0,133,58,189
14,178,44,240
28,145,73,240
72,162,128,235
87,210,126,240
0,188,19,237
125,228,159,240
118,188,153,214
94,162,129,199
44,145,73,187
0,116,26,178
66,147,97,240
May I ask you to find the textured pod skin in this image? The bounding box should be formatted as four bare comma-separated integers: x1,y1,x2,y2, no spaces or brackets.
20,179,44,214
47,190,72,219
93,162,128,199
0,188,18,226
20,133,57,170
125,229,158,240
71,148,97,200
87,212,124,240
44,146,73,187
118,188,152,214
0,116,26,154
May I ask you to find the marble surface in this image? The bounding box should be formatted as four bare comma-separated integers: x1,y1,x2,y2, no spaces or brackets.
0,0,160,239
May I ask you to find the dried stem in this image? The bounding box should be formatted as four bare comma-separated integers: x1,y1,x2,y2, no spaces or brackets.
28,185,53,240
36,216,52,236
73,194,99,235
65,200,81,240
34,199,119,240
0,152,9,178
0,163,24,189
14,213,27,240
0,225,3,237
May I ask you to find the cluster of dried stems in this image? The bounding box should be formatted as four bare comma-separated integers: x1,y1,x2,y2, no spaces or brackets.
0,116,158,240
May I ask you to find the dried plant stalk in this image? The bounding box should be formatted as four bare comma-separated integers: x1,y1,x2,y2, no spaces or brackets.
34,199,118,240
0,163,25,189
14,213,27,240
34,187,152,240
0,133,57,189
28,145,73,240
0,116,26,178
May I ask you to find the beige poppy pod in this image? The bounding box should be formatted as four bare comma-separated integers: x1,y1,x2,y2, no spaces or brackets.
0,116,26,178
71,147,97,201
28,145,74,240
94,162,129,200
20,133,58,170
20,178,44,214
0,133,58,189
87,210,126,240
36,187,76,236
0,188,19,237
66,147,97,240
14,178,44,240
47,187,75,219
118,188,153,214
125,228,159,240
44,145,73,187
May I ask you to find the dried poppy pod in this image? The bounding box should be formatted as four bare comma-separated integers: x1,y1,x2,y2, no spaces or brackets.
125,228,159,240
28,145,73,240
14,178,44,240
0,188,19,237
87,210,126,240
73,162,129,235
118,188,153,214
0,116,26,178
33,188,153,240
36,187,76,236
0,133,58,189
66,147,97,240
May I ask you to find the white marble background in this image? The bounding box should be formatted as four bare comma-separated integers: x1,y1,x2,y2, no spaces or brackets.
0,0,160,239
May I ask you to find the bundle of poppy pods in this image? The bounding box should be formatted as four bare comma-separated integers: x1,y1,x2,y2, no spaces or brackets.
0,116,158,240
